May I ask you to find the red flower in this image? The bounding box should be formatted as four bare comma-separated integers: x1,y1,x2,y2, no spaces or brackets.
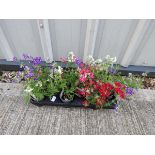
105,83,114,91
114,88,125,99
114,82,126,99
77,67,127,107
93,81,100,90
99,83,113,99
114,82,123,88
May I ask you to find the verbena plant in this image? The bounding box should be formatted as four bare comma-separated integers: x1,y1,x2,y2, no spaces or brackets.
14,54,66,103
14,52,143,109
76,54,143,108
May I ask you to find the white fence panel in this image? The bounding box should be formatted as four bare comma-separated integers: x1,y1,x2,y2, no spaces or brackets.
0,19,43,59
0,19,155,67
49,19,87,60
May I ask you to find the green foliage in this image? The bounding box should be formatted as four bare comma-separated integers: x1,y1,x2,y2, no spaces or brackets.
22,63,66,103
92,63,142,89
62,68,79,100
19,52,143,107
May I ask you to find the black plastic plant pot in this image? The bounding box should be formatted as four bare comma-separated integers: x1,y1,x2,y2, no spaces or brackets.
30,94,84,108
59,89,74,103
30,94,118,110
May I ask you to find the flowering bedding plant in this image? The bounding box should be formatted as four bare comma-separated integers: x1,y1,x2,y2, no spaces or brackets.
76,55,142,108
14,54,66,103
14,52,142,109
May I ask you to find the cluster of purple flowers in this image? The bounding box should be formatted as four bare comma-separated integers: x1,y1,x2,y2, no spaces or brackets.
13,56,17,62
13,54,43,81
16,66,34,79
32,57,42,66
108,66,117,75
126,87,134,96
23,65,34,79
22,54,42,66
24,71,34,79
22,54,33,60
74,58,81,66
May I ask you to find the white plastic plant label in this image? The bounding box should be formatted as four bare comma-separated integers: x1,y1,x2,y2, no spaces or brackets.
50,96,56,102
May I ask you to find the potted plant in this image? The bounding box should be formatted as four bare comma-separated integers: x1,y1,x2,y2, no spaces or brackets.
13,52,142,110
76,54,142,109
45,65,66,102
14,54,65,104
60,68,79,103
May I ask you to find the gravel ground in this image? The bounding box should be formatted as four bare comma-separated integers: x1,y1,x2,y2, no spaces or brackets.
143,77,155,89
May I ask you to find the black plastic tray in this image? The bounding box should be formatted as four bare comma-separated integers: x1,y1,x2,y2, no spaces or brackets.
30,94,117,109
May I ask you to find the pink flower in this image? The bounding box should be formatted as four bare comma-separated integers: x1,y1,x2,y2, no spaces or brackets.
73,56,77,62
79,76,87,82
80,91,85,95
90,72,94,78
79,63,84,68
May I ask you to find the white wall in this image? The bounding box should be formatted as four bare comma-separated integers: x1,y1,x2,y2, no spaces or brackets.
0,19,155,67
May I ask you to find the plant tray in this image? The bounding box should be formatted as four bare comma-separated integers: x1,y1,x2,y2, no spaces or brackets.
30,94,117,109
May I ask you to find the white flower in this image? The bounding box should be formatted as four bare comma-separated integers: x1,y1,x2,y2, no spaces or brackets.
20,64,24,68
105,55,110,60
105,55,117,63
68,51,74,62
57,66,63,74
25,86,33,93
128,73,132,77
111,57,117,63
86,55,94,64
88,55,94,61
54,66,63,74
68,51,74,56
45,57,53,63
35,81,42,87
95,59,102,64
142,72,147,77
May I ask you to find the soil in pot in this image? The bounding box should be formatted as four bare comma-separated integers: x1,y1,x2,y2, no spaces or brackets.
59,89,74,103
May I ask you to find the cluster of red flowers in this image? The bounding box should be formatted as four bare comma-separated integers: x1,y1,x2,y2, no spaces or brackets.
77,68,126,107
114,82,126,99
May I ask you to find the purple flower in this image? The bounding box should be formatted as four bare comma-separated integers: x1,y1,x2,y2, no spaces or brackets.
75,58,81,65
126,87,134,96
22,54,30,60
33,57,42,66
108,67,117,74
24,72,34,79
24,66,30,71
34,78,38,81
115,104,119,111
23,66,34,79
16,71,22,78
13,56,17,62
